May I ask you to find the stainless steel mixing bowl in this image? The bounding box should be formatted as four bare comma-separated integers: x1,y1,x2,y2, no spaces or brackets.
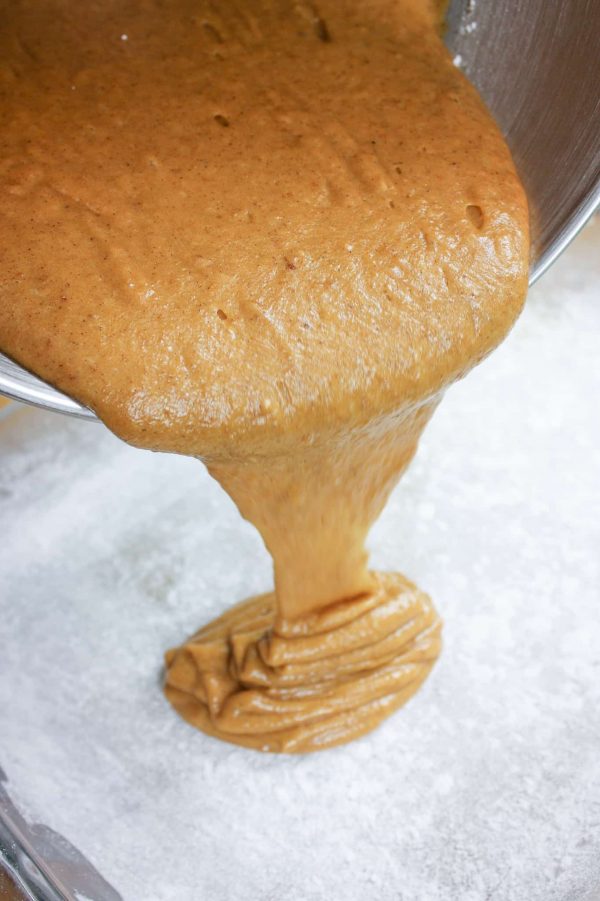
1,0,599,418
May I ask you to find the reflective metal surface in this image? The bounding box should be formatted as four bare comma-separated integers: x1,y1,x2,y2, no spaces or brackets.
0,766,121,901
446,0,600,280
0,354,93,420
1,0,599,418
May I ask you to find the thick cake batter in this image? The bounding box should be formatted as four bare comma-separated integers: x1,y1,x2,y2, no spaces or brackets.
0,0,528,751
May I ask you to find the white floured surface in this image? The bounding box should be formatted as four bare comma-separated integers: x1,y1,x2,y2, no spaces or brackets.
1,219,599,901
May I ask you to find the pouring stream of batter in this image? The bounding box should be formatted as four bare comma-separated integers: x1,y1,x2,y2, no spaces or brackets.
0,0,529,751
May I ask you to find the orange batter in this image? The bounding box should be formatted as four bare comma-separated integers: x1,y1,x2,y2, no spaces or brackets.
0,0,529,751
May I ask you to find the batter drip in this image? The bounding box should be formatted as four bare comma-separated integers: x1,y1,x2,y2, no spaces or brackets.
0,0,529,751
166,401,442,751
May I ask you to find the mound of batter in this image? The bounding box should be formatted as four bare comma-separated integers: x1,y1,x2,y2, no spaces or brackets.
0,0,528,751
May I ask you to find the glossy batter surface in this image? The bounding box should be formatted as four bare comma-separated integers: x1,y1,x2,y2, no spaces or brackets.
0,0,528,751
